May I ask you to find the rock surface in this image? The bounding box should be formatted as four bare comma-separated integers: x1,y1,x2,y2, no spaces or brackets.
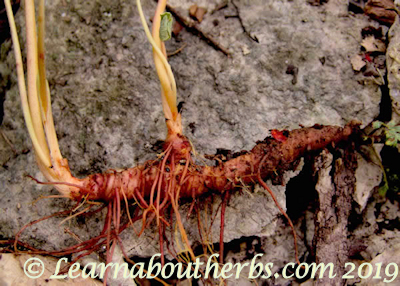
387,10,400,120
0,0,389,284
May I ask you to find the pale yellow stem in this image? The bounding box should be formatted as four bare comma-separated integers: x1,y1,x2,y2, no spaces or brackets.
25,0,49,158
151,0,178,120
37,0,63,165
136,0,178,120
4,0,51,167
37,0,47,113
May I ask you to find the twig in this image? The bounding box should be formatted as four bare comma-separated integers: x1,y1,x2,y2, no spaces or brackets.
224,15,239,19
211,0,228,14
0,128,17,154
165,3,231,56
167,43,187,57
231,0,259,43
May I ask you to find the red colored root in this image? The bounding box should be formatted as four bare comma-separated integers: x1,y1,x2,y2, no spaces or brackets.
63,122,359,205
219,191,229,264
257,154,302,265
8,122,359,282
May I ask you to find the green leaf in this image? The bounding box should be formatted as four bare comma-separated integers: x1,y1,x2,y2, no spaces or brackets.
385,137,398,147
392,126,400,133
387,120,396,128
386,129,396,138
378,183,389,197
159,12,173,41
372,121,383,129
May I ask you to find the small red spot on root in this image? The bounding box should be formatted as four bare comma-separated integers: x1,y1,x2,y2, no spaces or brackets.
271,129,287,142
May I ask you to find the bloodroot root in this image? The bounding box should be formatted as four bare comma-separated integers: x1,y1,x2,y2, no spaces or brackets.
72,121,361,203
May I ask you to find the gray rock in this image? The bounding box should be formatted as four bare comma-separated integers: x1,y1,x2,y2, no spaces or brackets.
0,0,382,282
354,144,383,211
388,6,400,119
